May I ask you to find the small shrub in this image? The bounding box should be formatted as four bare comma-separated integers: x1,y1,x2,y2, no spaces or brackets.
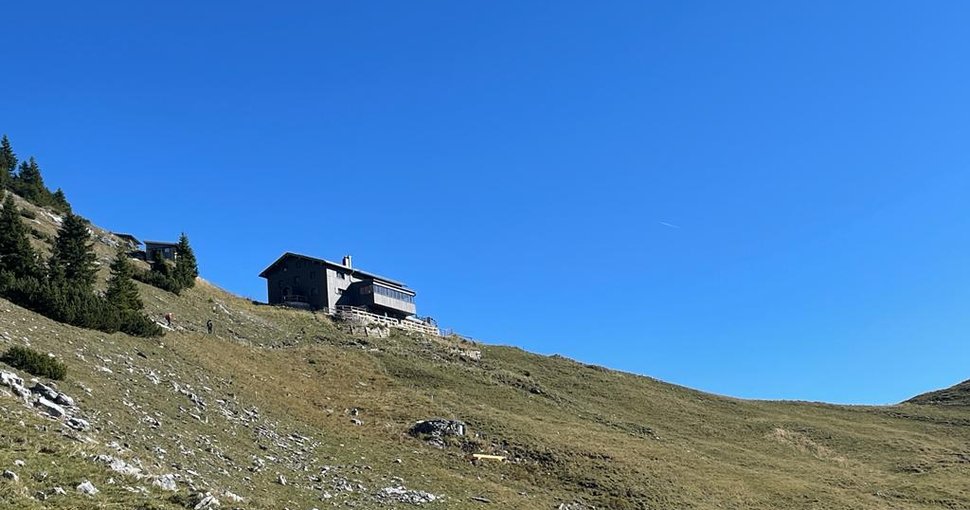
1,346,67,380
18,208,36,220
119,311,164,337
133,268,182,294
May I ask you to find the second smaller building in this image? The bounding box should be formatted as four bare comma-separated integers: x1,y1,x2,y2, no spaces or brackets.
145,240,179,261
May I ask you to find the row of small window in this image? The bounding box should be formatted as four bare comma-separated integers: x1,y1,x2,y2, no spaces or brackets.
277,282,318,297
287,268,345,280
281,267,346,280
365,285,414,303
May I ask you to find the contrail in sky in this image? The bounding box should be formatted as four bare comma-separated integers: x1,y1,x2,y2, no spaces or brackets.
659,221,681,229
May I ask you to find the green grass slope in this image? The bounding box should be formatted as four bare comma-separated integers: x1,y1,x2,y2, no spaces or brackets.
1,197,969,509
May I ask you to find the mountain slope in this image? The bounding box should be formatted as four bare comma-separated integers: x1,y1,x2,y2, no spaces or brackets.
906,379,970,406
1,195,970,509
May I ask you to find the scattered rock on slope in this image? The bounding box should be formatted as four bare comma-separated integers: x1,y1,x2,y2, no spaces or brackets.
557,502,595,510
76,480,99,495
409,418,466,447
190,491,221,509
1,369,88,428
1,370,31,401
153,473,178,491
377,485,440,505
34,397,67,418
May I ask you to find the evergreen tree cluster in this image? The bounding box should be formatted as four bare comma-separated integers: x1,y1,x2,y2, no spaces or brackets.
0,192,162,337
133,233,199,295
0,135,71,214
2,345,67,380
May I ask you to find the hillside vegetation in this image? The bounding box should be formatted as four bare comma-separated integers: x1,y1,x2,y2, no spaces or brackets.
0,175,968,508
907,380,970,407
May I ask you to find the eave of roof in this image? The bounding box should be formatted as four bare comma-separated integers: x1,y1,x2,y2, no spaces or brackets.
143,240,178,247
258,252,410,289
112,232,141,242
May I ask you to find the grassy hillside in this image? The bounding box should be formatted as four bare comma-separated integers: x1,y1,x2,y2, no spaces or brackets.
1,195,969,509
907,379,970,407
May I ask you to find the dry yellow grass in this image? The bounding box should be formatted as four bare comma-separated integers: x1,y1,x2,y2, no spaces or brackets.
0,196,969,509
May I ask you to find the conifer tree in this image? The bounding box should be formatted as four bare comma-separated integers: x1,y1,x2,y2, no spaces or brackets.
0,135,16,189
51,188,71,214
0,193,40,279
174,233,198,288
106,248,143,313
13,157,47,203
49,213,98,289
105,248,162,336
150,250,171,278
133,250,182,294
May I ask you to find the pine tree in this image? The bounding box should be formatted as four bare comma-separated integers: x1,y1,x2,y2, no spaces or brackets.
133,250,182,294
105,248,143,313
13,157,47,203
150,250,172,278
105,248,162,337
0,135,16,189
0,193,40,279
51,188,71,214
49,213,98,289
174,233,198,288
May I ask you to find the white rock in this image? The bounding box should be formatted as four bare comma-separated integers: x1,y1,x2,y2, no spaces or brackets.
34,397,66,418
153,474,177,491
30,382,59,400
193,493,220,509
378,485,439,505
55,393,75,407
67,417,90,431
2,470,18,482
94,455,143,478
13,460,24,467
76,480,99,495
0,371,30,402
0,371,24,388
223,491,244,503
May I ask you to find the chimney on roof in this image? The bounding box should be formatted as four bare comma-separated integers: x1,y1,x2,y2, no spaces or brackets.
342,255,352,268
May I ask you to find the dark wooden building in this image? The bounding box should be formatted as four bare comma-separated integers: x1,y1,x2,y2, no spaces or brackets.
145,241,178,261
258,253,417,319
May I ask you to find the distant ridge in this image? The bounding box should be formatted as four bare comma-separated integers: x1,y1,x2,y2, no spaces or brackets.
905,379,970,406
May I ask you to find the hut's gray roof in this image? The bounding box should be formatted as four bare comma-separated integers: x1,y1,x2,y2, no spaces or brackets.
258,252,411,291
143,240,178,247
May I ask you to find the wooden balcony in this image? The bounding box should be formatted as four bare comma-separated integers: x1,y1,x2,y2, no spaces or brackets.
281,294,311,309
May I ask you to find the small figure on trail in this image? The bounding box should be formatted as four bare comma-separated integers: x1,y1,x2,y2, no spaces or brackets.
164,312,173,328
206,319,213,335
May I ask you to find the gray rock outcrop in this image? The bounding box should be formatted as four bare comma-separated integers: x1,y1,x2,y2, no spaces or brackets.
76,480,99,495
409,418,466,447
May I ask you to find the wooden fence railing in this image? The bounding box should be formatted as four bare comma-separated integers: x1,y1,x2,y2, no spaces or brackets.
331,305,440,336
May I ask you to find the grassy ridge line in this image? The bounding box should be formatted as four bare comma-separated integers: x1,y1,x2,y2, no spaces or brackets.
906,379,970,406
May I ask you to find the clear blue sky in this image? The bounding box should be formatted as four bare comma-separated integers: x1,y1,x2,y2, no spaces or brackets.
2,2,969,405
